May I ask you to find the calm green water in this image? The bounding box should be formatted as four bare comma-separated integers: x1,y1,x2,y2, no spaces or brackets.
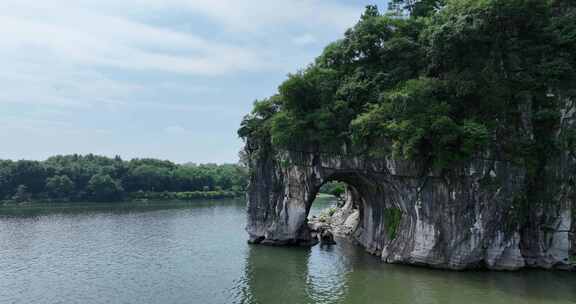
0,198,574,304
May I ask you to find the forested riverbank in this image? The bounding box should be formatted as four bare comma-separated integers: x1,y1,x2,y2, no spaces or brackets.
0,154,248,204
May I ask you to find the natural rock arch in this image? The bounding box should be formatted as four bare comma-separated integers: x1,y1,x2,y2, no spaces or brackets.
245,146,575,271
307,171,392,250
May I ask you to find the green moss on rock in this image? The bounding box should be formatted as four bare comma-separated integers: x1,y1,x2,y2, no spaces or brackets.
384,207,403,240
569,254,576,265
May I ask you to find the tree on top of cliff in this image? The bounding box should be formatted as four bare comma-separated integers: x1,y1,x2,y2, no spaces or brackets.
388,0,445,17
239,0,576,169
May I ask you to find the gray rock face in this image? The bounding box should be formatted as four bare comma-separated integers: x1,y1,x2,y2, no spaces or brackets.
245,101,576,271
329,190,360,236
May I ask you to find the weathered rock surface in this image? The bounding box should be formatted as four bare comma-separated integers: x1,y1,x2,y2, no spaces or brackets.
245,101,576,271
312,191,360,237
320,229,336,245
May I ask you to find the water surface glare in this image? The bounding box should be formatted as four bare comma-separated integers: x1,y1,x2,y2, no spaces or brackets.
0,199,574,304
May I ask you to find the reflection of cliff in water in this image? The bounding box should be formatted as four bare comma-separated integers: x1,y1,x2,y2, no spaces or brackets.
240,237,576,304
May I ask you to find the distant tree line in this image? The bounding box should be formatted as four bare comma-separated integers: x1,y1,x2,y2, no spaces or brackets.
0,154,248,203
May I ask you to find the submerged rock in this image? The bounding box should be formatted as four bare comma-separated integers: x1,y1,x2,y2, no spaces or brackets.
320,229,336,245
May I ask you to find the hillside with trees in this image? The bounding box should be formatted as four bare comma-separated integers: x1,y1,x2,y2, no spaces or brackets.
239,0,576,173
239,0,575,270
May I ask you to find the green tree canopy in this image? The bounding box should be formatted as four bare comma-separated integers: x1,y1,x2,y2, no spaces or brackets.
12,185,31,202
87,174,125,202
0,154,248,202
240,1,576,169
45,175,75,199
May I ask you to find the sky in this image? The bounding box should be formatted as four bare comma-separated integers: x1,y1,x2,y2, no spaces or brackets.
0,0,388,164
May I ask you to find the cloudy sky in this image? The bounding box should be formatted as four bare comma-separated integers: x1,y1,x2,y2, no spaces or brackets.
0,0,387,164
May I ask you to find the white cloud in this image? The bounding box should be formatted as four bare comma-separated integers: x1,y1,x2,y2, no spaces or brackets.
0,14,262,76
0,0,365,108
0,0,360,32
166,0,361,32
0,61,140,107
0,2,263,109
0,0,367,162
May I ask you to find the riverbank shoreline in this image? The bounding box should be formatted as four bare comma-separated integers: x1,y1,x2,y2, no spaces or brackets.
0,191,246,208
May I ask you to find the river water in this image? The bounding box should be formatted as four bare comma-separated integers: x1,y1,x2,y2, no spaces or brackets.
0,198,574,304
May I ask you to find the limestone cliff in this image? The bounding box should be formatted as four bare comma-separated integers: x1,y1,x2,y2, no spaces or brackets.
244,101,575,271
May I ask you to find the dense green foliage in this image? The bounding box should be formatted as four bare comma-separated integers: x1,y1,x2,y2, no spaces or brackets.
0,154,248,203
319,182,346,197
239,0,576,170
388,0,445,17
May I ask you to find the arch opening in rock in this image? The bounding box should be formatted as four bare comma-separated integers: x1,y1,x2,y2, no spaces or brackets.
306,172,406,252
307,181,361,245
245,150,410,256
245,149,574,270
